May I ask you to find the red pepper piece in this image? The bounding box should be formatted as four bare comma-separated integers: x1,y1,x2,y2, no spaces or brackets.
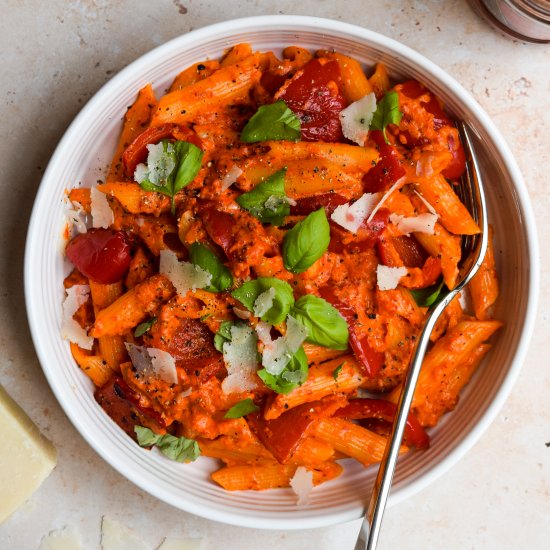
318,286,385,378
335,398,430,449
94,377,166,441
122,123,202,177
363,130,406,193
376,234,428,268
290,192,348,216
278,59,347,142
248,397,344,464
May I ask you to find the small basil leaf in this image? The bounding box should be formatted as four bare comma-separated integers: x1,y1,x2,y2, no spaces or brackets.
257,347,308,394
134,426,200,462
231,277,295,325
333,363,344,380
134,317,157,338
214,320,235,353
282,208,330,274
370,91,403,144
291,295,349,350
172,141,204,194
236,169,290,225
410,279,447,308
189,242,233,292
224,398,259,419
240,100,301,143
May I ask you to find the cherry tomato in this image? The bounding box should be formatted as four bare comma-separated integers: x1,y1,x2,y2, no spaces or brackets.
363,130,406,193
66,228,132,284
278,59,347,142
318,286,385,378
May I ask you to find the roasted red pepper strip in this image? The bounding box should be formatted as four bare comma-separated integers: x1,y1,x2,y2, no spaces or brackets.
363,130,406,193
197,200,237,260
248,397,344,464
122,123,202,177
278,59,347,143
290,192,348,216
318,286,385,378
335,398,430,449
94,377,166,441
376,234,427,268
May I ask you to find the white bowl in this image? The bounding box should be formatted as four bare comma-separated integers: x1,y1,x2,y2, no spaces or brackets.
24,15,539,529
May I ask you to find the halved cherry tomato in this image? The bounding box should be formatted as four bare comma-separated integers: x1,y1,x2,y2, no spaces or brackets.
248,397,344,463
318,286,385,378
335,398,430,449
197,200,237,260
376,234,428,268
66,228,132,284
278,59,347,142
363,130,406,193
122,123,202,177
290,192,348,216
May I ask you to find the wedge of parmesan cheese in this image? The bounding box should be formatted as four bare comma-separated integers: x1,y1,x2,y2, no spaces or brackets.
331,193,379,234
338,92,377,146
389,212,438,235
290,466,314,505
61,284,93,350
159,249,212,295
0,385,57,524
221,324,260,394
90,187,114,229
376,265,408,290
125,343,178,384
253,287,276,318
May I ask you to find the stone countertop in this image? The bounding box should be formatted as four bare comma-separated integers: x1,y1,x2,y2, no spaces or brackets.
1,1,549,549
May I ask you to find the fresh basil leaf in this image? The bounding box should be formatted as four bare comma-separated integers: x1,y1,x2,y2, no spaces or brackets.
189,242,233,292
333,363,344,380
214,320,236,353
231,277,295,325
370,91,403,144
236,169,290,225
135,139,203,213
224,398,259,419
258,347,308,394
282,208,330,274
134,317,157,338
291,295,349,350
410,279,447,308
134,426,200,463
240,100,301,143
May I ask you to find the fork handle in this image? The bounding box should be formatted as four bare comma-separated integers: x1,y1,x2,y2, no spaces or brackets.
354,299,452,550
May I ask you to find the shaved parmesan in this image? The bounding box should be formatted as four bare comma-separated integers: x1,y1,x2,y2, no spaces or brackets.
61,285,93,350
256,316,308,376
221,324,260,394
290,466,314,505
90,187,114,229
413,189,438,215
101,516,149,550
159,249,212,295
125,343,178,384
253,287,276,318
65,200,88,234
389,212,438,235
134,142,175,186
331,193,379,233
338,92,377,146
376,265,408,290
233,307,251,320
221,164,243,191
366,176,406,223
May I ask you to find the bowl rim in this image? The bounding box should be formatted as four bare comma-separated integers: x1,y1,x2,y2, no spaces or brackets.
24,14,540,529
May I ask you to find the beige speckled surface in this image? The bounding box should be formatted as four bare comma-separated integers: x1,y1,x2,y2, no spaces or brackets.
1,1,549,549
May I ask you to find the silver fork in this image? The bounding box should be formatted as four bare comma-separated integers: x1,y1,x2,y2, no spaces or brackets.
355,122,489,550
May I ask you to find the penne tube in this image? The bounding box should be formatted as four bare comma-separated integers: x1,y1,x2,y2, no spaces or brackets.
221,43,253,67
107,84,157,182
368,63,391,99
70,342,113,388
151,54,261,127
169,60,220,92
91,274,174,338
264,357,363,420
211,463,294,491
97,182,170,216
